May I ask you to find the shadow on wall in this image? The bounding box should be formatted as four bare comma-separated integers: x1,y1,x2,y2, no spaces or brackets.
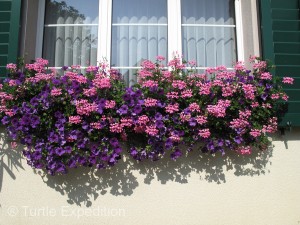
39,145,273,207
0,132,24,193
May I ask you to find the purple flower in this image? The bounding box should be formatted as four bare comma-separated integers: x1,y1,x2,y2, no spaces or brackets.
133,105,142,115
234,136,243,144
189,118,197,127
170,148,182,160
48,132,59,143
117,105,128,115
155,112,163,120
1,116,10,125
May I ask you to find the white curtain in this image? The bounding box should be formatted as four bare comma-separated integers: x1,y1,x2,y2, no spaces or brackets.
182,0,237,68
43,0,98,69
111,0,168,85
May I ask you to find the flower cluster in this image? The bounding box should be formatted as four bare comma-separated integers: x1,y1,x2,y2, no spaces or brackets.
0,55,294,175
0,59,125,175
122,54,293,159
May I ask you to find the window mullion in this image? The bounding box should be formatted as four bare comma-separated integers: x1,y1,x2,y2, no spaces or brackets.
167,0,182,60
35,0,46,58
235,0,244,61
98,0,112,64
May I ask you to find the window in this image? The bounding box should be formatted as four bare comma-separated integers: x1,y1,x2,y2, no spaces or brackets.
38,0,243,83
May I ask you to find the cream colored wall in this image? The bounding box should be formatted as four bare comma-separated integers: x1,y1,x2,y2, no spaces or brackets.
9,1,299,225
1,127,300,225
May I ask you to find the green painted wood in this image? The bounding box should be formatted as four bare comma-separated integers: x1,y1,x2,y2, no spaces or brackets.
275,53,300,65
273,31,300,42
0,23,10,32
272,9,299,19
271,0,299,8
273,20,300,31
260,0,300,126
274,42,300,53
0,0,21,77
0,1,11,11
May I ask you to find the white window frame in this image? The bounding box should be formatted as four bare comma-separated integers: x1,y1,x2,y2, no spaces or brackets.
36,0,244,70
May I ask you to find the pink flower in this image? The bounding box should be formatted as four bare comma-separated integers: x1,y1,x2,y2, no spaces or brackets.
142,80,158,88
172,80,187,90
144,98,158,107
90,122,102,129
198,82,212,95
121,118,133,127
166,92,179,99
222,85,235,97
156,55,166,61
110,123,123,133
181,89,193,98
51,88,62,96
169,133,181,142
281,94,289,101
207,100,231,118
141,60,156,69
239,110,252,119
69,116,82,124
105,100,116,109
234,61,246,71
138,70,153,79
6,63,17,71
138,115,149,125
188,60,196,66
251,102,259,108
93,77,111,89
10,142,18,149
145,125,159,136
282,77,294,84
250,129,261,137
242,84,255,100
83,87,97,96
189,103,200,112
271,94,280,99
253,61,267,70
230,118,249,129
260,72,272,80
8,80,17,86
162,71,172,79
75,100,98,116
196,115,207,125
237,146,252,155
180,112,191,122
198,129,211,138
165,103,179,114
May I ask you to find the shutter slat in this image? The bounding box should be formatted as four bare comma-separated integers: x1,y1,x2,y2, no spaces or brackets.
260,0,300,126
0,0,21,77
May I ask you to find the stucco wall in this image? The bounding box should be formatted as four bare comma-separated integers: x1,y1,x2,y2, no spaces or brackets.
1,127,300,225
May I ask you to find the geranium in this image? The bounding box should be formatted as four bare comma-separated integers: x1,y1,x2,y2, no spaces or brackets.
0,59,126,175
0,55,293,174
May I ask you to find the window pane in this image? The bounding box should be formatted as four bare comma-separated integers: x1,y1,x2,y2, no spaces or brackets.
44,0,99,25
43,26,98,67
43,0,99,67
112,0,167,24
111,0,168,68
182,0,236,68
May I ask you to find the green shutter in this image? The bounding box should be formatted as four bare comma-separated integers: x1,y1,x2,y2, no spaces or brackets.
260,0,300,126
0,0,21,77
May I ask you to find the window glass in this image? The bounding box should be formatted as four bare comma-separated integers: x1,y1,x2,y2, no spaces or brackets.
111,0,168,69
181,0,236,68
43,0,99,67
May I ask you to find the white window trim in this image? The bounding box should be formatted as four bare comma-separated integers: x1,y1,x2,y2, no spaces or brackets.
36,0,245,68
